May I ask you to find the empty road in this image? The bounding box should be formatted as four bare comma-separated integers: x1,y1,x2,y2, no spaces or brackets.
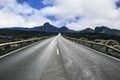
0,34,120,80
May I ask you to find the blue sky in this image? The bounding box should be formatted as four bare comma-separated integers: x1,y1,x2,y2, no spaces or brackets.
0,0,120,30
17,0,57,21
17,0,45,9
17,0,120,9
116,1,120,8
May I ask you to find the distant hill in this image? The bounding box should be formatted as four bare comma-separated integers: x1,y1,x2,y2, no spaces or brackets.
80,28,94,33
79,26,120,36
5,22,75,33
30,22,59,32
3,23,120,35
94,26,120,35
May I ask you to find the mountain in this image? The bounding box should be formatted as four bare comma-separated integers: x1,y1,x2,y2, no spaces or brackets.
59,26,75,32
30,22,59,32
3,23,120,35
5,22,75,33
79,26,120,35
94,26,120,35
80,28,94,33
94,26,112,33
6,27,29,31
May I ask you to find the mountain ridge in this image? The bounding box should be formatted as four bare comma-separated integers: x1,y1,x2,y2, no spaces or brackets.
5,22,75,33
2,22,120,35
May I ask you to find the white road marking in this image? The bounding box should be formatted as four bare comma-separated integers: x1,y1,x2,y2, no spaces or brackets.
57,48,60,55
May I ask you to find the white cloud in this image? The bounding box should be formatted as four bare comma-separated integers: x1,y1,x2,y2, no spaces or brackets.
0,0,51,28
42,0,55,5
0,0,120,30
41,0,120,30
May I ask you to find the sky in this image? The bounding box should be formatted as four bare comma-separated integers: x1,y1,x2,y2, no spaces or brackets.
0,0,120,30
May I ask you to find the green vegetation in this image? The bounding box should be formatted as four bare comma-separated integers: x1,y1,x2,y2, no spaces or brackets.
94,39,107,44
79,38,88,41
94,39,119,46
114,45,120,50
0,29,57,43
94,39,120,50
105,40,119,46
63,33,120,43
0,29,57,56
63,33,120,50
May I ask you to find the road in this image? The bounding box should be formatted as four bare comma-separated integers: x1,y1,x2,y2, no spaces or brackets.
0,34,120,80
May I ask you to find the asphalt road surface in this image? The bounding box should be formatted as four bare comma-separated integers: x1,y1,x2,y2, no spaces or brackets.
0,34,120,80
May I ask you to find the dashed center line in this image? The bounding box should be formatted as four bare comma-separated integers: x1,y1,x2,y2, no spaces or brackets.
57,48,60,55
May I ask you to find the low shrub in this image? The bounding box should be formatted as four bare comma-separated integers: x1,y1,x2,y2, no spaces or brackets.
94,39,107,44
94,39,101,43
79,38,88,41
100,40,107,44
113,45,120,50
105,40,119,46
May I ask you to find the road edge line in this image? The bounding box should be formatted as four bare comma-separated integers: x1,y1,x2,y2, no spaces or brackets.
79,43,120,62
0,40,44,59
65,38,120,62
